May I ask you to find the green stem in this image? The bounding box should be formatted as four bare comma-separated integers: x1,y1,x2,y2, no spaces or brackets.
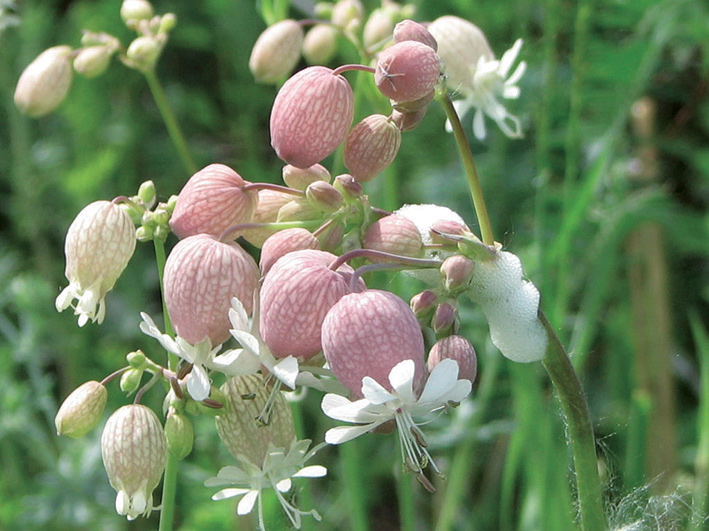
540,311,606,531
397,470,415,531
436,92,495,246
154,237,179,531
341,441,369,531
144,68,198,175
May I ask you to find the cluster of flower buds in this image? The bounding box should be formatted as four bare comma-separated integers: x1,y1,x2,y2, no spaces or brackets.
14,0,176,117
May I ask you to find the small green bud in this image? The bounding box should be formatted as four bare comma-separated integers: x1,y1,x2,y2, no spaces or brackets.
120,0,154,23
164,412,193,459
120,368,144,393
126,349,147,368
153,224,169,242
152,209,170,227
306,181,343,214
302,24,339,65
55,380,108,438
73,46,113,78
314,2,334,19
166,195,178,213
159,13,177,33
138,180,156,207
126,36,161,72
136,225,154,242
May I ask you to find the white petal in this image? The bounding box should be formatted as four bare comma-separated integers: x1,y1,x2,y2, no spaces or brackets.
325,423,381,444
503,86,521,99
237,490,260,515
506,61,527,87
186,364,211,401
293,465,327,478
228,297,250,329
275,478,292,492
499,39,523,77
211,349,261,376
115,490,129,516
322,395,389,423
361,377,395,405
473,110,487,140
388,360,416,403
418,359,460,405
212,487,251,501
272,356,300,390
230,329,260,356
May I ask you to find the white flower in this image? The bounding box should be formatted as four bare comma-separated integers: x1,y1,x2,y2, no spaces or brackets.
228,297,345,394
139,312,245,401
205,438,326,530
449,39,527,140
321,359,471,480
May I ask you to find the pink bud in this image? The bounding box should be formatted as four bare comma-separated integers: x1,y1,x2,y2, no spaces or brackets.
241,189,294,248
410,290,438,318
430,219,468,243
322,289,426,398
391,107,428,132
333,173,363,198
344,114,402,182
391,90,435,113
282,163,331,191
306,181,344,213
276,197,323,222
362,214,423,260
427,335,477,382
164,234,259,346
259,228,320,276
440,255,475,292
375,41,441,103
432,302,457,334
393,20,438,51
249,19,304,84
270,66,354,168
169,164,257,240
259,249,363,359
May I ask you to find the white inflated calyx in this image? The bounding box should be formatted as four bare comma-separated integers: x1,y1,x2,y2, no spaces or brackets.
467,250,547,363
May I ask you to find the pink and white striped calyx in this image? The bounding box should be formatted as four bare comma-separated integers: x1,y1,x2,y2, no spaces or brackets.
259,249,363,360
169,164,257,240
163,234,259,347
270,66,354,168
375,40,441,104
344,113,401,182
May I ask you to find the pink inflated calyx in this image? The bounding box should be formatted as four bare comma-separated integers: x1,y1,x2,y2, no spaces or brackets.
362,214,423,260
270,66,354,168
393,20,438,51
344,114,401,182
169,164,257,240
259,228,320,276
375,40,441,103
164,234,259,346
259,249,364,360
427,335,477,383
322,289,426,398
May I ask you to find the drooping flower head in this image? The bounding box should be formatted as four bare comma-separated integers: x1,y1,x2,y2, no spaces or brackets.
428,15,526,139
56,200,137,326
163,234,260,347
259,249,364,360
169,163,257,240
101,404,167,520
374,40,441,104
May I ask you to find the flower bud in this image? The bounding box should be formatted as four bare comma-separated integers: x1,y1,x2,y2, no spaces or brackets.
120,0,154,22
164,412,194,459
127,349,147,368
241,189,294,248
276,197,323,222
260,250,363,359
159,13,177,33
428,335,477,383
126,36,161,72
164,235,259,346
169,164,257,240
270,66,354,168
362,214,423,260
14,46,73,117
430,219,468,244
363,9,394,49
441,255,475,293
427,16,494,91
375,40,441,103
410,290,438,320
314,2,334,19
322,289,426,398
216,374,295,465
101,405,167,520
333,173,363,198
393,20,438,51
344,114,401,182
56,200,137,326
331,0,364,29
55,381,107,438
260,228,320,276
306,181,343,213
391,90,435,113
282,163,331,191
249,19,304,83
302,24,339,65
432,302,457,334
317,222,345,252
73,45,113,78
391,107,428,132
120,368,144,394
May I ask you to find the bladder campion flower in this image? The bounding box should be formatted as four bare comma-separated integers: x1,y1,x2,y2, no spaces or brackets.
14,45,74,117
55,380,107,438
55,200,137,326
101,404,167,520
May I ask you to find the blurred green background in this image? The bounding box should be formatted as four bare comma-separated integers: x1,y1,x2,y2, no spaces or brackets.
1,0,708,530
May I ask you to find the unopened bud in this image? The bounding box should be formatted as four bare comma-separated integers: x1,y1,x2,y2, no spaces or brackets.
432,302,457,334
241,189,294,248
441,255,475,293
283,163,331,191
430,219,468,244
333,173,363,198
302,24,339,65
73,46,113,78
314,2,334,19
55,381,107,438
427,335,477,382
126,36,161,72
137,180,156,207
344,114,401,182
391,90,435,113
363,9,394,49
331,0,364,29
391,107,428,132
362,214,423,260
277,197,322,222
120,368,144,394
410,290,438,319
14,46,73,117
306,181,343,213
393,20,438,51
249,19,304,84
164,412,193,459
127,350,147,368
120,0,154,23
375,40,441,104
159,13,177,33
